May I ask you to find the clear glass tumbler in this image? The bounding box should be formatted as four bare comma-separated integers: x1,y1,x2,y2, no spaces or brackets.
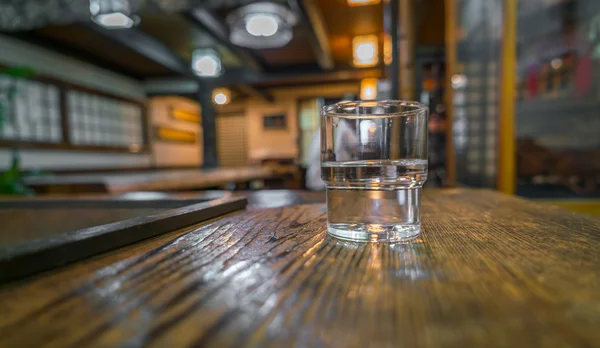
321,100,428,242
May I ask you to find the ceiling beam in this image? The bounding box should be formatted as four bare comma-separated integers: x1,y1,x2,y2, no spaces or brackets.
145,78,199,95
86,22,271,102
84,24,194,78
145,66,382,95
288,0,335,70
216,65,381,86
186,8,264,72
237,84,275,103
8,32,144,80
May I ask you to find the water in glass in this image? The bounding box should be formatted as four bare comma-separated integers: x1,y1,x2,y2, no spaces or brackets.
321,101,428,242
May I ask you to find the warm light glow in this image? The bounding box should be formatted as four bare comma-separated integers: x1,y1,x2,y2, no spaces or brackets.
212,88,231,105
214,93,227,105
128,144,142,152
94,13,134,28
192,49,222,77
364,86,375,99
172,108,200,123
156,127,196,143
451,74,467,89
360,78,378,100
383,33,392,65
245,14,279,37
347,0,381,6
551,58,563,70
353,35,379,67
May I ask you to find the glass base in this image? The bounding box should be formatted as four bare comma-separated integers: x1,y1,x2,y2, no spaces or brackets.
327,223,420,243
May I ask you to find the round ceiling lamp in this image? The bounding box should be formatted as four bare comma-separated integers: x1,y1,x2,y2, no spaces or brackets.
90,0,140,29
192,48,222,77
212,88,231,105
227,2,296,49
246,14,279,37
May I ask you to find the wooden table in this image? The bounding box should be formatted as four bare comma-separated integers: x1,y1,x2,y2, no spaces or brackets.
2,189,600,347
0,191,228,248
25,166,298,194
0,190,324,247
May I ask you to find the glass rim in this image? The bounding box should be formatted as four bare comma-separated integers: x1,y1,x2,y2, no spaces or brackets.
321,100,428,118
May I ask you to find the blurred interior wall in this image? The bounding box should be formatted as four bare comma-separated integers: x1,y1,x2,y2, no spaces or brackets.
0,34,150,170
149,97,202,167
245,83,360,163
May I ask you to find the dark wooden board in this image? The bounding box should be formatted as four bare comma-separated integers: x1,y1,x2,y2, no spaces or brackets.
0,208,165,247
1,189,600,347
0,191,229,246
24,166,298,194
0,197,247,283
0,191,321,247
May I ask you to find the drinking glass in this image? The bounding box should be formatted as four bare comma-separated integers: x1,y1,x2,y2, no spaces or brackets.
321,100,428,242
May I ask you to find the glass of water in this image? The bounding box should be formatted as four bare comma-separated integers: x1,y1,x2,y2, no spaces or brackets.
321,100,428,242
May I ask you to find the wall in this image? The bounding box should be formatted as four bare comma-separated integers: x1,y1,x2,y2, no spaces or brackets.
245,82,360,163
0,34,150,170
149,97,202,167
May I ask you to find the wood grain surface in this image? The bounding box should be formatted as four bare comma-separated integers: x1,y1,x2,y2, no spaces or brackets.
0,208,164,247
0,197,247,283
1,189,600,347
0,191,230,247
0,190,322,248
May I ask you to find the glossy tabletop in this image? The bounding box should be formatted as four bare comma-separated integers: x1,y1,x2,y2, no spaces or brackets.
1,189,599,347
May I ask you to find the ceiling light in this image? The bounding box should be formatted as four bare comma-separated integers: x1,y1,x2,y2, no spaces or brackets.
246,14,279,37
214,93,227,105
212,88,231,105
227,2,297,49
192,49,222,77
95,13,134,28
360,78,378,100
90,0,139,29
347,0,381,6
353,35,379,67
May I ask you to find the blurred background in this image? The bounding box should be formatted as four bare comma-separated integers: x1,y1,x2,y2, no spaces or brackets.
0,0,598,215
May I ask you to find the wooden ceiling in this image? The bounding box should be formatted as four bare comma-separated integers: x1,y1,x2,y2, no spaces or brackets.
416,0,445,46
3,0,405,93
316,0,384,66
257,28,317,67
26,25,172,78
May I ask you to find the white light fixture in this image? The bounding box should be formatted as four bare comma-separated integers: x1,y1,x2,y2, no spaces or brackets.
192,48,222,77
383,33,392,65
227,2,297,49
353,35,379,67
212,88,231,105
90,0,139,29
246,14,279,37
214,93,227,105
356,42,376,61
